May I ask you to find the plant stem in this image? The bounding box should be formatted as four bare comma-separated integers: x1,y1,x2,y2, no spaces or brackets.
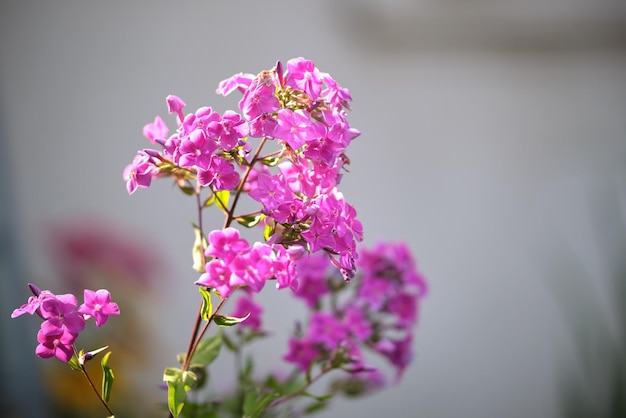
225,137,267,228
265,363,334,411
80,362,115,416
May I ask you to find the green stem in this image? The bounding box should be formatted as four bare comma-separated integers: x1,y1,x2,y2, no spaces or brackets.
76,349,115,416
225,137,268,228
265,363,334,412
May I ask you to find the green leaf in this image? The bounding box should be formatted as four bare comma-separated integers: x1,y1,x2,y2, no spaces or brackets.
213,313,250,327
163,367,197,417
101,351,114,403
191,223,208,273
242,390,280,418
235,213,265,228
260,155,281,167
67,354,82,371
303,401,329,414
178,331,222,368
301,391,334,402
203,194,216,207
178,184,196,195
263,222,274,241
213,190,230,212
199,286,213,321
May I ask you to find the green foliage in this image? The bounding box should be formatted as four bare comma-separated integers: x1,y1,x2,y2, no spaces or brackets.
199,286,213,321
101,351,114,403
204,190,230,212
213,313,250,327
235,213,265,228
163,367,198,417
242,389,280,418
260,155,280,167
177,331,223,369
191,223,208,273
67,354,82,371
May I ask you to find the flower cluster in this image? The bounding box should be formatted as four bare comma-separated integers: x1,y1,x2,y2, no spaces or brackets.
11,58,427,418
11,284,120,362
124,57,363,297
284,242,427,385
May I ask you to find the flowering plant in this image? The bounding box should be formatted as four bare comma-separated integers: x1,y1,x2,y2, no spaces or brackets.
12,57,427,417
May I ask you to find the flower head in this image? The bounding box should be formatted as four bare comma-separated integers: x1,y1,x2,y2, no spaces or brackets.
78,289,120,327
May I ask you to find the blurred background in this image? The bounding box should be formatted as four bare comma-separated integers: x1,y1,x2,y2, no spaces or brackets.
1,0,625,417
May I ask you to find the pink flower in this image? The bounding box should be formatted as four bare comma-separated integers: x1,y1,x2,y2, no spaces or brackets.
204,227,250,263
142,116,169,144
166,95,186,122
35,327,77,363
230,292,263,332
292,253,331,308
195,259,235,298
78,289,120,327
283,337,320,372
39,293,86,335
216,72,255,96
197,156,240,191
239,78,280,121
215,110,249,151
343,305,372,341
274,109,323,150
308,312,348,350
178,129,218,170
123,151,156,195
286,57,323,100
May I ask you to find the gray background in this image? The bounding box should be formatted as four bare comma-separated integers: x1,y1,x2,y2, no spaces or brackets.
1,1,625,417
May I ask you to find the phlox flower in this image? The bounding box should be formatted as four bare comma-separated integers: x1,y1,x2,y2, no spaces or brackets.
11,286,55,318
142,116,169,144
375,334,414,381
321,109,360,148
216,72,255,97
239,80,280,121
308,312,348,350
195,258,235,298
204,227,250,263
279,158,317,198
35,327,77,363
248,173,292,212
182,106,221,137
283,337,320,372
274,109,323,150
229,243,273,292
285,57,323,100
78,289,121,327
292,253,331,308
197,156,240,191
249,113,277,138
215,110,249,151
123,151,156,195
342,305,372,341
39,293,86,335
230,292,263,332
319,72,353,110
166,94,186,122
387,293,419,329
271,245,299,290
178,129,218,170
301,219,335,253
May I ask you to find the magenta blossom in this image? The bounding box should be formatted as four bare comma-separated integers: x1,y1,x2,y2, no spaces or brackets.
35,327,77,363
283,337,320,372
39,294,86,335
123,151,156,195
230,292,264,332
78,289,120,327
